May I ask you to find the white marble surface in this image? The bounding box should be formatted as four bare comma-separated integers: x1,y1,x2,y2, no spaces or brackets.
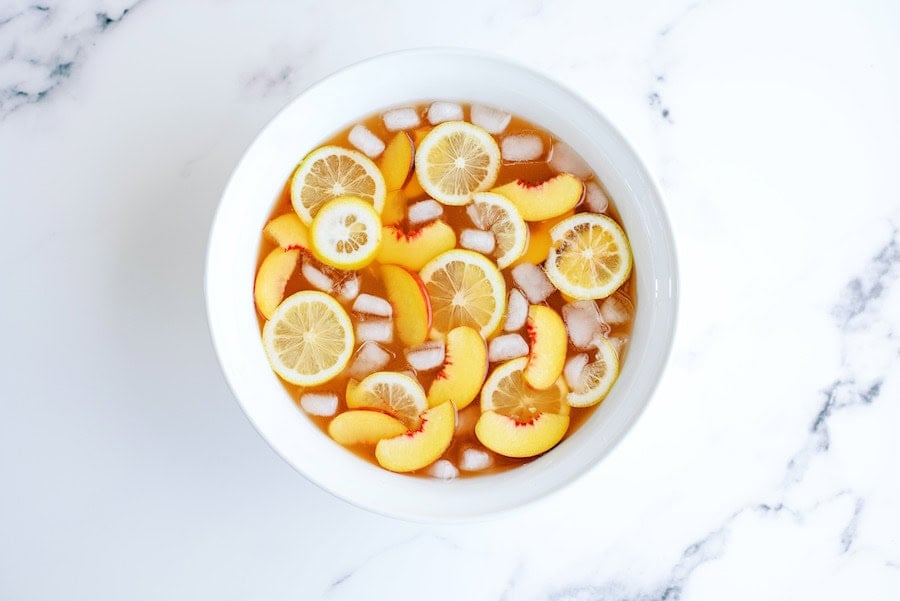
1,0,898,598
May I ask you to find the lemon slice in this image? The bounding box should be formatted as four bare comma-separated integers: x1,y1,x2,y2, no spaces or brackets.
309,196,382,270
481,357,570,422
415,121,501,206
291,145,386,225
567,338,620,408
346,372,428,429
262,291,354,386
544,213,633,299
419,249,506,339
468,192,529,268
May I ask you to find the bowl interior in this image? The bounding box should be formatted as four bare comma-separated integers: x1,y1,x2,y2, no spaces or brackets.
206,49,678,521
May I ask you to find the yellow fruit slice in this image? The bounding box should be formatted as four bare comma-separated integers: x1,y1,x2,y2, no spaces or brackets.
328,410,408,446
309,196,382,270
544,213,633,300
345,371,427,430
290,145,386,225
375,401,456,473
469,192,528,268
475,411,569,458
513,210,574,266
254,248,300,319
419,249,507,339
263,213,310,251
567,338,620,408
262,291,354,386
427,326,488,410
523,305,567,390
480,357,570,421
414,121,500,206
378,132,414,190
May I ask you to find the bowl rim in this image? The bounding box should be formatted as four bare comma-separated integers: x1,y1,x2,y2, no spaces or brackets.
205,47,679,522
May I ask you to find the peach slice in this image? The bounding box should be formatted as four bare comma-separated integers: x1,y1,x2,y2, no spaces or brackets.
381,189,408,225
514,210,574,266
263,213,310,251
381,264,432,346
328,410,408,446
492,173,584,221
254,248,300,319
377,220,457,271
475,410,569,458
378,132,414,191
375,401,456,472
427,326,488,410
523,305,568,390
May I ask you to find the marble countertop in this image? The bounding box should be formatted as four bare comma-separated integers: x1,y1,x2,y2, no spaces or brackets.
2,0,898,599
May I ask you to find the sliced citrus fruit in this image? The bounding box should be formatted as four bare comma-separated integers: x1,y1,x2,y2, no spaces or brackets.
290,145,386,225
544,213,633,300
567,338,620,407
262,291,354,386
468,192,528,268
419,249,506,339
309,196,382,270
481,357,570,422
414,121,501,206
345,371,427,430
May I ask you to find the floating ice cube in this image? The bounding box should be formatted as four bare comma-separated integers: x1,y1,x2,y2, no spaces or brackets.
511,263,556,303
460,228,496,255
407,199,443,225
356,318,394,344
301,260,334,292
562,300,610,349
404,341,446,372
600,293,634,325
466,203,485,229
584,181,610,213
501,134,544,162
471,104,511,134
336,272,360,302
548,141,592,179
563,353,589,391
300,392,338,417
348,124,385,158
427,459,459,480
459,447,493,471
348,341,392,380
607,335,628,357
503,288,528,332
427,101,464,125
352,293,393,317
488,333,529,362
383,107,421,131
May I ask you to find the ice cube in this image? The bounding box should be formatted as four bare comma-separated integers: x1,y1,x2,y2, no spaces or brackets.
488,333,529,362
511,262,556,303
503,288,528,332
562,300,610,349
348,341,393,380
600,293,634,325
348,124,385,158
501,133,544,162
563,353,589,391
301,260,334,292
548,141,592,179
607,335,628,357
427,101,464,125
404,341,446,372
352,293,393,317
336,272,360,302
427,459,459,480
300,392,338,417
356,318,394,344
471,104,511,134
584,181,610,213
460,228,496,255
383,107,421,131
407,199,443,225
459,447,493,471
